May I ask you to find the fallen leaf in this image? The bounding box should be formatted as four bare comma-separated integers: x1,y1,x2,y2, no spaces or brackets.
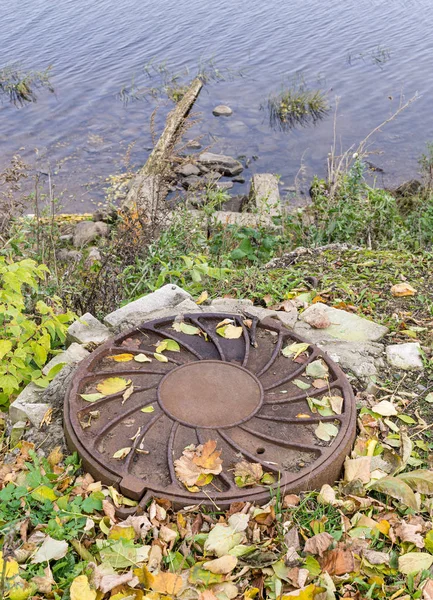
107,353,134,362
304,532,334,557
372,400,398,416
204,514,249,557
317,484,337,506
33,565,55,594
122,384,134,404
47,447,63,467
193,440,223,474
80,393,105,402
70,575,96,600
151,571,183,595
217,324,243,339
423,580,433,600
306,360,329,379
391,283,417,297
97,377,130,395
293,379,311,390
369,476,418,509
281,583,325,599
282,342,310,359
328,395,344,415
196,290,209,305
397,470,433,494
134,353,152,363
315,422,338,442
344,456,371,483
113,447,132,460
395,521,425,548
141,405,155,413
234,460,263,487
154,352,168,362
172,322,201,335
363,549,390,565
156,339,181,353
312,378,327,389
398,552,433,574
203,555,238,574
320,547,354,575
32,536,68,563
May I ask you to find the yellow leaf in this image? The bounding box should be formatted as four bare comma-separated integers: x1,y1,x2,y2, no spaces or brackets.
375,520,390,536
107,353,134,362
216,324,243,339
391,283,417,297
196,290,209,305
172,322,201,336
134,353,152,363
70,575,97,600
0,550,19,578
97,377,130,395
31,485,58,503
282,342,310,359
281,583,325,599
47,446,63,467
151,572,183,596
122,384,134,404
109,525,136,541
154,353,169,362
133,565,154,587
196,473,214,487
113,447,132,460
193,440,223,473
141,405,155,413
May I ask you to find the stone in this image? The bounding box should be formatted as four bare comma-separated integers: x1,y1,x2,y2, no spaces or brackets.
232,176,246,184
42,343,89,376
295,305,388,343
197,152,243,177
274,307,298,329
393,179,422,197
212,105,233,117
319,341,384,379
104,284,192,331
181,175,201,190
241,306,278,322
176,163,201,177
73,220,110,247
186,140,202,149
249,174,281,216
386,343,424,371
86,247,102,265
9,382,49,427
300,304,331,329
211,298,254,314
10,421,26,446
59,234,73,243
67,313,111,345
57,249,82,262
216,181,234,190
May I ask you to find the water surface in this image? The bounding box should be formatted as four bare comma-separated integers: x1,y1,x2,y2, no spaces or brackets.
0,0,431,211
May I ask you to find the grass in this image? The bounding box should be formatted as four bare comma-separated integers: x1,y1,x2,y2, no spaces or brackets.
0,64,53,106
267,81,329,131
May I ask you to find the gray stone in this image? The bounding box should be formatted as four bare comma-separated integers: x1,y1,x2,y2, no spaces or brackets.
86,247,102,265
67,313,111,345
176,164,201,177
211,298,253,314
249,174,281,216
212,105,233,117
127,298,205,324
59,234,73,243
232,176,246,184
42,343,89,376
181,175,201,190
216,181,234,191
10,421,26,446
9,382,49,427
386,343,424,371
318,341,384,379
73,220,110,247
104,284,192,331
241,306,278,322
57,249,82,262
295,305,388,343
197,153,243,177
186,140,202,149
274,307,298,329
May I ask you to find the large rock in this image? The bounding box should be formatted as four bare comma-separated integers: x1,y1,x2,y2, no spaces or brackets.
319,341,385,379
73,221,110,247
42,343,89,376
197,153,243,177
249,174,281,216
176,163,201,177
295,305,388,343
386,343,424,371
211,298,253,313
212,105,233,117
68,312,111,345
9,383,49,427
104,284,192,331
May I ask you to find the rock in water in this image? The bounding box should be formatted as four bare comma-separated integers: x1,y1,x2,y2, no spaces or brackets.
197,152,243,177
175,163,201,177
212,105,233,117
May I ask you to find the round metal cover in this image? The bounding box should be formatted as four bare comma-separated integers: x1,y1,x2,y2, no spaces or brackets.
65,313,356,509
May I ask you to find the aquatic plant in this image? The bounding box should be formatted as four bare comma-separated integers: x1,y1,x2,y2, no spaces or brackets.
266,82,329,131
0,64,53,106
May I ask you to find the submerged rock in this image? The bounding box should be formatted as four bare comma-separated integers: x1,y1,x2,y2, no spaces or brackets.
197,152,243,177
212,105,233,117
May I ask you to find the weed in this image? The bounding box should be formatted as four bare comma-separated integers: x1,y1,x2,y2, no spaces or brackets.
266,79,329,131
0,64,53,106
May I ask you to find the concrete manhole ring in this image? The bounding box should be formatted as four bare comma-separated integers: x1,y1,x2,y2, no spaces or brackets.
64,313,356,509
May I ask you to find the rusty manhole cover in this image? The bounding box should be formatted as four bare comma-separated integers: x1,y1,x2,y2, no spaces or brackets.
65,313,356,509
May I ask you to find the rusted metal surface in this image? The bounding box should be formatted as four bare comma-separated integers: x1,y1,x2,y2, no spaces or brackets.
64,313,356,509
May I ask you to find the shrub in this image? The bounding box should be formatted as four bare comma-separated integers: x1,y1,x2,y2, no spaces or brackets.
0,257,74,407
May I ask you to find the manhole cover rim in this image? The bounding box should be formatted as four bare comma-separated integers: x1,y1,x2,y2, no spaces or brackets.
64,312,356,507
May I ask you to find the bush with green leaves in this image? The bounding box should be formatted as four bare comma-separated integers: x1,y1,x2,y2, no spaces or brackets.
0,257,74,407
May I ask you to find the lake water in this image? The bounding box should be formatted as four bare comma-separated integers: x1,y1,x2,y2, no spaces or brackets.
1,0,432,212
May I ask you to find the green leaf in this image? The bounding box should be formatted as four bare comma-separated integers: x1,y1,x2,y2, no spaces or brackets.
425,530,433,554
369,476,418,509
81,494,103,513
397,469,433,494
80,393,105,402
0,340,12,360
397,414,417,425
230,248,247,261
304,555,322,577
282,342,309,359
306,359,329,379
141,406,155,413
293,379,311,390
46,362,67,379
